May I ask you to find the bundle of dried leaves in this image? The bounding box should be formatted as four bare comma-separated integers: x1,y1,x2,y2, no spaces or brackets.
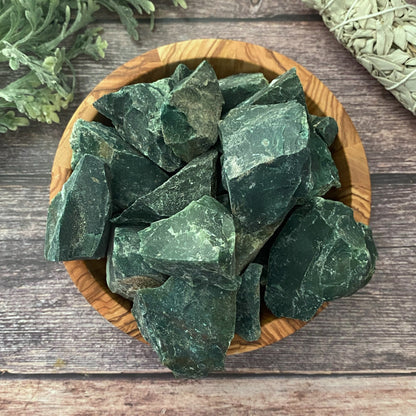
303,0,416,114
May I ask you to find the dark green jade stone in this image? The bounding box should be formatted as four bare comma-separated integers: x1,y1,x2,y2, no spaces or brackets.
219,72,269,114
113,149,218,225
310,114,338,147
265,197,378,321
235,263,263,342
239,67,307,108
309,129,340,197
220,101,310,232
69,119,138,170
137,195,237,290
132,275,238,378
44,155,112,261
151,63,192,96
108,150,169,213
106,226,167,301
93,66,190,172
161,60,224,162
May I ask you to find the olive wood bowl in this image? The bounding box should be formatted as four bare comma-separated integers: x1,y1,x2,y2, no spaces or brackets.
50,38,371,355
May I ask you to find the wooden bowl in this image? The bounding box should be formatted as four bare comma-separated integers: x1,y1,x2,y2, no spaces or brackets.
50,39,371,355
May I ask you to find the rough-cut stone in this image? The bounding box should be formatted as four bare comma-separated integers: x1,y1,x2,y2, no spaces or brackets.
239,67,306,108
235,263,263,342
161,60,224,162
93,66,191,172
309,130,340,197
108,150,169,213
132,275,237,378
265,197,378,321
234,219,279,274
220,101,311,231
137,195,237,290
113,149,218,225
69,119,138,170
106,226,167,300
44,155,112,261
310,114,338,146
219,72,269,114
152,64,192,96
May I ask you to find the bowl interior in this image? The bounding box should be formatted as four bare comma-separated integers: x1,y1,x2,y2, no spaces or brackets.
51,39,371,355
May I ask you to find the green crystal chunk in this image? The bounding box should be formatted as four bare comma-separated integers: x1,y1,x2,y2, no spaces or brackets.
265,197,378,321
234,220,279,274
106,226,167,300
309,129,340,197
113,149,218,225
132,275,237,378
239,67,306,108
161,60,224,162
137,195,237,289
219,72,269,114
93,66,190,172
151,64,192,96
220,101,311,231
235,263,263,342
310,114,338,146
70,119,138,169
45,155,112,261
108,151,169,213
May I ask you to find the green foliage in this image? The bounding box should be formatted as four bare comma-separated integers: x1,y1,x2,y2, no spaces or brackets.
0,0,187,133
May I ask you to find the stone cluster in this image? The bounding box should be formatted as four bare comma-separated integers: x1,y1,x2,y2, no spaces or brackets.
45,61,377,378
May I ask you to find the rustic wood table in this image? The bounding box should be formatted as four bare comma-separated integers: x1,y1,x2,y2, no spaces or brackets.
1,1,415,414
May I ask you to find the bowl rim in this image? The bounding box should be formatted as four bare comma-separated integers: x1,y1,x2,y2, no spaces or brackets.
50,38,372,355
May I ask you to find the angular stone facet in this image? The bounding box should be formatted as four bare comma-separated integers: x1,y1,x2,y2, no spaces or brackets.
45,155,112,261
161,61,224,162
219,72,269,114
235,263,263,342
113,149,218,225
137,195,237,289
265,197,378,321
220,101,310,231
132,275,237,378
106,226,167,301
310,114,338,146
239,67,306,108
70,119,138,170
93,74,186,172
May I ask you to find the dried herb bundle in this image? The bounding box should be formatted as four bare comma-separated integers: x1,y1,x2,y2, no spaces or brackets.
303,0,416,114
0,0,187,133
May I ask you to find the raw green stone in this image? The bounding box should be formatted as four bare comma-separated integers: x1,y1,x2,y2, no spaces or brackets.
137,195,237,290
161,60,224,162
69,119,138,170
219,101,311,231
219,72,269,114
309,129,340,197
108,150,169,213
69,119,169,213
235,263,263,342
239,67,306,108
234,219,279,274
113,149,218,225
132,275,237,378
93,68,189,172
310,114,338,146
151,64,192,96
106,226,167,300
44,155,112,261
265,197,378,321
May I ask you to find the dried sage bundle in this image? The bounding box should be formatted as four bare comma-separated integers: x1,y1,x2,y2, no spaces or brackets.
302,0,416,114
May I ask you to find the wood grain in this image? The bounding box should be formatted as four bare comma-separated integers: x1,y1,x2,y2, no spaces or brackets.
0,375,415,415
49,38,371,354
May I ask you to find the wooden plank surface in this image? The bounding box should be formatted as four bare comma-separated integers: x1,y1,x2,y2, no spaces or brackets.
0,375,415,416
1,1,416,413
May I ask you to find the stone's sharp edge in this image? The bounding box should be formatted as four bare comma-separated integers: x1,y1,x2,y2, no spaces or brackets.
132,275,238,378
265,197,377,321
44,155,112,262
113,149,219,225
